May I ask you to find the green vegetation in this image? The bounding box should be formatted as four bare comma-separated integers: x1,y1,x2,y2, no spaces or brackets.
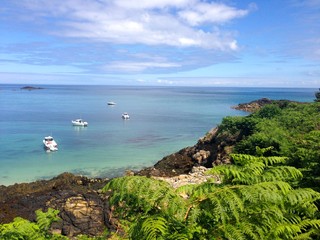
0,208,66,240
1,101,320,239
219,102,320,190
103,153,320,239
315,89,320,102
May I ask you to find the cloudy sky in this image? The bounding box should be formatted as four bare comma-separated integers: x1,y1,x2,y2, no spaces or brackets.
0,0,319,87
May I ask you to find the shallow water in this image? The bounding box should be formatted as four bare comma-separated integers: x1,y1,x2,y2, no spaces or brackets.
0,85,316,185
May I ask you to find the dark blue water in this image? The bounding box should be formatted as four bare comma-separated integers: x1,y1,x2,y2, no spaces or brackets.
0,84,316,185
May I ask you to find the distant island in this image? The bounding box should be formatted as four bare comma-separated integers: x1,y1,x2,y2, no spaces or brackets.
21,86,44,90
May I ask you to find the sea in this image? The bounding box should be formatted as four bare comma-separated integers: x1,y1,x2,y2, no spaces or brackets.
0,85,317,186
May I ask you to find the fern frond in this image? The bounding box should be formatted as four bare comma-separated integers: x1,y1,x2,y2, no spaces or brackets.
207,164,245,183
184,182,218,200
0,217,41,240
230,154,260,166
222,223,246,240
271,223,301,239
299,219,320,231
176,183,199,196
197,185,244,225
262,166,303,182
260,156,287,166
240,182,286,205
35,208,60,232
285,188,320,217
235,221,264,240
103,176,187,220
286,188,320,205
130,215,168,240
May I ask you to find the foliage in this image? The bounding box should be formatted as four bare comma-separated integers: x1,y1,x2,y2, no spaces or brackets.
0,208,67,240
222,102,320,188
104,153,320,239
103,176,188,220
256,104,282,119
315,88,320,102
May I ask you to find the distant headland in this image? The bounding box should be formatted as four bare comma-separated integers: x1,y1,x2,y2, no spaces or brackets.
21,86,44,90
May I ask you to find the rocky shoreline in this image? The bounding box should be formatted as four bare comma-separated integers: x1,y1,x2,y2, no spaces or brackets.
0,98,273,237
232,97,300,112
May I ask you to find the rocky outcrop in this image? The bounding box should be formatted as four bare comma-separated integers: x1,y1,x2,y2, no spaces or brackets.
232,98,299,112
136,126,234,178
153,166,221,189
0,173,112,237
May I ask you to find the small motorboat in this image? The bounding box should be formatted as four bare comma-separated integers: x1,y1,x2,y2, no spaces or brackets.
122,112,130,120
107,101,116,105
43,136,58,151
72,119,88,126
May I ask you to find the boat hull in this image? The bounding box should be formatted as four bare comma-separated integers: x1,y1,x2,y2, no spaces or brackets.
72,120,88,126
43,139,58,151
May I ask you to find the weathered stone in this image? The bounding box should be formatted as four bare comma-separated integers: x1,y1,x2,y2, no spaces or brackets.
0,173,111,237
152,166,218,189
60,194,105,237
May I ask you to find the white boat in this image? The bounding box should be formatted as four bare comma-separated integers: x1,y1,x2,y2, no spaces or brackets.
43,136,58,151
107,101,116,105
72,119,88,126
122,112,130,120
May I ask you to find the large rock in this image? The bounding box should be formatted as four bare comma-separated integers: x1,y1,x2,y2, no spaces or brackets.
136,127,234,177
0,173,112,237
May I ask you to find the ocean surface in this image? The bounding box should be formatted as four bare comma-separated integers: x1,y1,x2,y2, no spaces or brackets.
0,85,316,186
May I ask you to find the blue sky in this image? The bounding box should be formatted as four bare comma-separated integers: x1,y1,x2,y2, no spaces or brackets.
0,0,319,87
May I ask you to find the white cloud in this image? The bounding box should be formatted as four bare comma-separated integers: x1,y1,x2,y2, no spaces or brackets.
104,61,181,73
113,0,193,9
11,0,251,50
178,2,250,26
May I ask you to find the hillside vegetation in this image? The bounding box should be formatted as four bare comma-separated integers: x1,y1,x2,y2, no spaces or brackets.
1,101,320,239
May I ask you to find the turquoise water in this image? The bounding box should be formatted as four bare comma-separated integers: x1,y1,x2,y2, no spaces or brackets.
0,85,316,186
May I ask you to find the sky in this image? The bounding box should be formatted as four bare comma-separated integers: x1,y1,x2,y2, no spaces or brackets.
0,0,319,87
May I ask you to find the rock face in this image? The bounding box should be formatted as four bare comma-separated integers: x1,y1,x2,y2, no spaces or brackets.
136,126,234,178
0,173,112,237
153,166,220,189
232,98,273,112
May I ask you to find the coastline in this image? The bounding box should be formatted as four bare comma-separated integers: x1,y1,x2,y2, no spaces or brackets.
0,97,305,237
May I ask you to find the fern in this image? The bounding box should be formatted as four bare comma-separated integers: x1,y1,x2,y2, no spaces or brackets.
0,217,41,240
102,152,320,239
36,208,60,232
0,209,65,240
208,154,301,185
103,176,188,220
132,215,168,240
